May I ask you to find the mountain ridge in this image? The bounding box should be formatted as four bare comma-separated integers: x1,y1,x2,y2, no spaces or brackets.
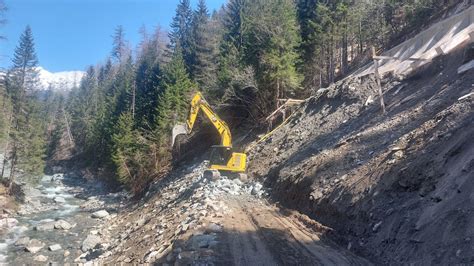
36,67,84,91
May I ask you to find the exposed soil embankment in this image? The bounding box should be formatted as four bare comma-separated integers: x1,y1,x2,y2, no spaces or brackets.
248,46,474,264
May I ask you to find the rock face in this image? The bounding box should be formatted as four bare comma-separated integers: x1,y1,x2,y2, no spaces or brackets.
25,239,45,253
91,210,109,219
82,234,102,252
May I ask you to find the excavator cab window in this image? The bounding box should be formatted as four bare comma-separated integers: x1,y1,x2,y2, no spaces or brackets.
209,145,232,166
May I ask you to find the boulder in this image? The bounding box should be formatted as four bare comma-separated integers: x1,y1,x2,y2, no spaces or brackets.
206,223,223,233
49,244,62,251
204,170,220,180
14,236,30,246
25,239,45,253
251,183,263,196
190,234,217,249
54,220,73,230
53,197,66,203
34,221,56,231
33,255,48,262
91,210,109,219
81,234,102,252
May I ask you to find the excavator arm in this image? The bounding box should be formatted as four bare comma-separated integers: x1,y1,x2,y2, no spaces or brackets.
184,92,232,147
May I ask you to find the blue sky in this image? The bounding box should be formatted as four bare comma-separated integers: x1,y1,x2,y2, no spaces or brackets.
0,0,226,72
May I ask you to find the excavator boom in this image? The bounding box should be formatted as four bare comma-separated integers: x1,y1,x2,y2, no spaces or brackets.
172,92,232,147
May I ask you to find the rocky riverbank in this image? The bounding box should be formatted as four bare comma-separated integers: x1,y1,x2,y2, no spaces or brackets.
0,172,128,265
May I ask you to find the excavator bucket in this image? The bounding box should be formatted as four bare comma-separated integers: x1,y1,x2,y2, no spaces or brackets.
171,123,188,147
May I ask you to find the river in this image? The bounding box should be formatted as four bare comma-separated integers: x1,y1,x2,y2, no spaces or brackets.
0,173,119,264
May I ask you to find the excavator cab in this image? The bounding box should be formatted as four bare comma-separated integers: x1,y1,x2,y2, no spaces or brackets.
209,145,247,173
209,146,232,166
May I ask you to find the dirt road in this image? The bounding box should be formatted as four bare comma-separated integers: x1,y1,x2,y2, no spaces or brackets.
214,195,369,265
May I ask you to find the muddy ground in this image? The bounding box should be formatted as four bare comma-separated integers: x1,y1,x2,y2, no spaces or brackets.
248,45,474,264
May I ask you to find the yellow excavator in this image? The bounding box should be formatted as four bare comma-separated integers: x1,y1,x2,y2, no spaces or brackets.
171,92,247,180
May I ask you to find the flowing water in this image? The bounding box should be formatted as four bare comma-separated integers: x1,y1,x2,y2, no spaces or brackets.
0,173,105,264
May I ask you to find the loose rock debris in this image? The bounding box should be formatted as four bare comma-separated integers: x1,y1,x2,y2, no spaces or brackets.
86,162,366,265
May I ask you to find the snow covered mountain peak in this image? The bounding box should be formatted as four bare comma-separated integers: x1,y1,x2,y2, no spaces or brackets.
36,67,85,91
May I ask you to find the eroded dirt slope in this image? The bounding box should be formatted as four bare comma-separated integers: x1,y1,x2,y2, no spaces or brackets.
248,45,474,264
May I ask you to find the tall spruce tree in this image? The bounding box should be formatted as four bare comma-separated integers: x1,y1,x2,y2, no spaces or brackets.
155,51,194,138
223,0,245,50
10,25,39,97
3,26,45,180
111,110,139,186
135,33,164,128
169,0,194,73
191,0,217,89
296,0,324,87
112,25,129,63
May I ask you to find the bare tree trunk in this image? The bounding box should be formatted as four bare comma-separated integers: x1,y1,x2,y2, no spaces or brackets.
329,35,335,84
131,83,136,119
359,18,363,54
372,47,386,114
275,80,280,110
342,24,349,75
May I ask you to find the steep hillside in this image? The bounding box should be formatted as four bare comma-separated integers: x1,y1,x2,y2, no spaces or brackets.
248,44,473,264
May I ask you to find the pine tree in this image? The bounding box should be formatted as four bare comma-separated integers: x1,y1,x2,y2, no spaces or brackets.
169,0,194,73
135,34,164,128
155,51,195,137
296,0,324,87
223,0,245,50
15,100,47,178
2,25,44,181
216,0,250,100
191,0,218,89
112,25,129,63
10,25,39,98
111,111,139,185
242,0,302,113
68,66,97,150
